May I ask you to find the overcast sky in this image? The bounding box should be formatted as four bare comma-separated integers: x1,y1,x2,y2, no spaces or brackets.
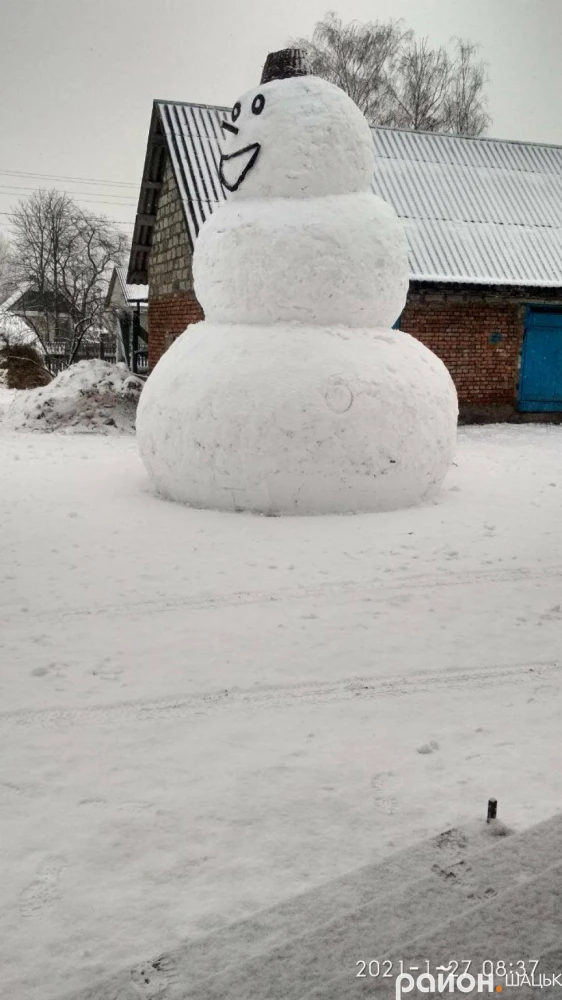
1,0,560,240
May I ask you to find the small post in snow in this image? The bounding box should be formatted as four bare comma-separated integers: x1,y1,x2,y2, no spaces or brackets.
487,798,497,823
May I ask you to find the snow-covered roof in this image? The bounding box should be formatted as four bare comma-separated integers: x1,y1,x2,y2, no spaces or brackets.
128,99,562,289
118,267,148,303
0,305,43,350
1,283,32,312
106,267,148,309
373,128,562,287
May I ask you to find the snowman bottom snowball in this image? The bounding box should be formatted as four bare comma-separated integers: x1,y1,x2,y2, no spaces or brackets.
136,323,458,516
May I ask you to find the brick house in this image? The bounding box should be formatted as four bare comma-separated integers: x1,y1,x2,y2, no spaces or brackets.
128,101,562,421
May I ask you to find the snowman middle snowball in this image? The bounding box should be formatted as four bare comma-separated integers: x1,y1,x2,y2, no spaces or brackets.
136,71,458,514
196,75,409,329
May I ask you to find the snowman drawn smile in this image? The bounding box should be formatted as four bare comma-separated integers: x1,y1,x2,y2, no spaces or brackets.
219,143,261,192
219,92,266,192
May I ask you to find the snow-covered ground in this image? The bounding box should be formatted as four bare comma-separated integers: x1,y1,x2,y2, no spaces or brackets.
0,383,15,412
1,425,562,999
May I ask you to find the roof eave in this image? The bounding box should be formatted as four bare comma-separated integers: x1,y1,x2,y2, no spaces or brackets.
126,102,168,285
411,275,562,290
104,267,120,308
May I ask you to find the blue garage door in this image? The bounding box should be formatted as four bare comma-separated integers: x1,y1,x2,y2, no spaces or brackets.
519,309,562,412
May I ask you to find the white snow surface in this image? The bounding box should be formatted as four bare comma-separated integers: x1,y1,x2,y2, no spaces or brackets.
137,323,458,514
2,425,562,1000
0,383,15,409
3,360,143,434
194,194,408,328
220,76,375,200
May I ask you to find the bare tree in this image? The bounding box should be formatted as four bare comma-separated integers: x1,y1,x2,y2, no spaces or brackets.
387,36,490,134
9,189,129,371
293,13,411,125
0,233,13,301
444,40,491,137
295,13,491,136
386,38,452,132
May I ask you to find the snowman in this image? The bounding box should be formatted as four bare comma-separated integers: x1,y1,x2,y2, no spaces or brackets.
136,49,458,515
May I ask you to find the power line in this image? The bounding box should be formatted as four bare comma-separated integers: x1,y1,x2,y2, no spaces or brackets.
0,196,137,209
0,210,135,227
0,168,137,188
0,195,137,209
0,183,137,203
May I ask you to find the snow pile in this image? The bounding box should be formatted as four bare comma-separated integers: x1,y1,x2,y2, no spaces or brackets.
0,384,15,414
137,67,457,514
3,359,143,434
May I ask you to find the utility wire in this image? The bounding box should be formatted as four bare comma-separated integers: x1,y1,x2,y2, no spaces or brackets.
0,168,137,188
0,183,137,202
0,196,137,209
0,198,137,209
0,211,135,227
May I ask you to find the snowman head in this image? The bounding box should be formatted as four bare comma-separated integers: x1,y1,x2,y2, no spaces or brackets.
219,50,375,200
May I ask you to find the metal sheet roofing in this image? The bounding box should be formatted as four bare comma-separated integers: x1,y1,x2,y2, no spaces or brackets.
158,101,228,253
371,128,562,286
127,99,562,288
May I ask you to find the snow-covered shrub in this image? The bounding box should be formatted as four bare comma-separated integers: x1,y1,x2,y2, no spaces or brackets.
0,341,51,390
0,308,49,389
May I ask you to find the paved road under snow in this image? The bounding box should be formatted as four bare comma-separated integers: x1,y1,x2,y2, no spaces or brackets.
1,425,562,999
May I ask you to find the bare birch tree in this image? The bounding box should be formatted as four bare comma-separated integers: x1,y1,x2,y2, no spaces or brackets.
387,38,453,132
295,14,491,136
9,189,128,371
444,40,491,137
294,14,411,125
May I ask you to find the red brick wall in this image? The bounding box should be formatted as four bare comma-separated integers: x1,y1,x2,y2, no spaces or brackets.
148,286,562,421
148,292,204,370
402,292,525,418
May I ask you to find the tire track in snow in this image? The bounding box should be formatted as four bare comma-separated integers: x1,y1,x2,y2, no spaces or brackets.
1,564,562,625
0,659,559,732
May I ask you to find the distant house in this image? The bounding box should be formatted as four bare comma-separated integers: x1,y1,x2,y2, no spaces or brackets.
128,100,562,421
1,283,73,344
2,282,117,373
105,267,148,374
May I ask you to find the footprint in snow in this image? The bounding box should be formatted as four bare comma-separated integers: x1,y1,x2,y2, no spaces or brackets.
19,856,67,918
371,772,398,814
130,954,179,998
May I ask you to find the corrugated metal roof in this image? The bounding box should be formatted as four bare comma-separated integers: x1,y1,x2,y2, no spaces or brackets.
371,129,562,285
128,99,562,288
157,101,228,253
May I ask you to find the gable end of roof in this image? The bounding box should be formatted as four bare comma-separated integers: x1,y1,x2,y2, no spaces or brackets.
127,100,229,285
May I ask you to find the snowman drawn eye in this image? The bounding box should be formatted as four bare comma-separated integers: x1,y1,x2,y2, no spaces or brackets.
232,102,241,121
251,94,265,115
